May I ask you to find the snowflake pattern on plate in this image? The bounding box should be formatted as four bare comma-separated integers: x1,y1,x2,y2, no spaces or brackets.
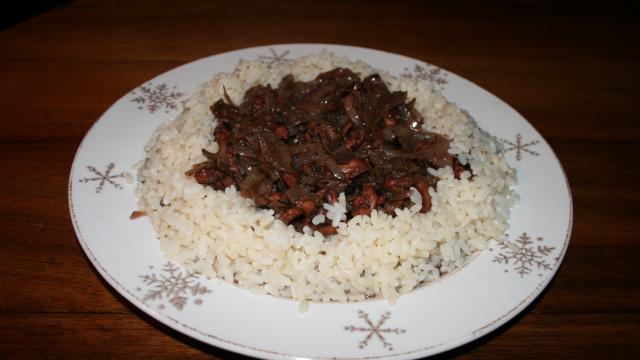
492,233,556,277
258,48,294,69
401,64,448,90
131,82,184,114
344,310,406,351
138,262,211,310
500,133,540,161
78,163,126,193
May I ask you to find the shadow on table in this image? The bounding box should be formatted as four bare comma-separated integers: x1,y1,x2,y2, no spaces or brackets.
428,282,554,359
87,261,253,359
87,254,560,360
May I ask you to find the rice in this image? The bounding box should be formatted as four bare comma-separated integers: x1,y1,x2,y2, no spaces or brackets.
323,193,347,227
135,51,518,304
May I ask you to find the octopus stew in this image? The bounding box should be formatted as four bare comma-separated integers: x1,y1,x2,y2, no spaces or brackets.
186,68,469,235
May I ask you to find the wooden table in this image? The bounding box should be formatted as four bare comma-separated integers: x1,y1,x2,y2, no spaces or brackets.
1,0,638,358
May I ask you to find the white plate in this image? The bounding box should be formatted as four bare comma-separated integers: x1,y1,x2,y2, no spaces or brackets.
69,44,572,359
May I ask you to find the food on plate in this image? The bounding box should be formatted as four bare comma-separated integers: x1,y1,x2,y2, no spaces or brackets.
184,67,470,236
135,52,518,304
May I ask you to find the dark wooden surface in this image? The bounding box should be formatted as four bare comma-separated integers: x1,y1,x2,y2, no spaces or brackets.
1,0,639,358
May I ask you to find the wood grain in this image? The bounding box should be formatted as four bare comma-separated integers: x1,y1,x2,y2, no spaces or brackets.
1,0,639,358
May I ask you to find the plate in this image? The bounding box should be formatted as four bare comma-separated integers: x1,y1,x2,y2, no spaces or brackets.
69,44,572,359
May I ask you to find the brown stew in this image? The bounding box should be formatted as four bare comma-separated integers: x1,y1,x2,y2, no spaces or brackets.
186,68,469,235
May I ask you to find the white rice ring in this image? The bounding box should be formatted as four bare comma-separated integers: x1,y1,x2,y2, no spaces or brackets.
135,51,518,304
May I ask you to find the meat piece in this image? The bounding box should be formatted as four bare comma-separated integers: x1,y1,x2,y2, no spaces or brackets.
342,88,364,127
383,114,396,127
275,125,289,138
453,158,471,179
352,183,378,217
414,176,432,213
343,128,365,150
280,206,304,224
326,188,339,204
336,159,369,180
211,99,241,124
384,177,413,192
297,199,316,216
315,224,337,235
259,131,293,173
411,133,453,168
239,169,268,203
185,161,212,177
281,172,299,187
193,167,219,185
129,210,147,219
